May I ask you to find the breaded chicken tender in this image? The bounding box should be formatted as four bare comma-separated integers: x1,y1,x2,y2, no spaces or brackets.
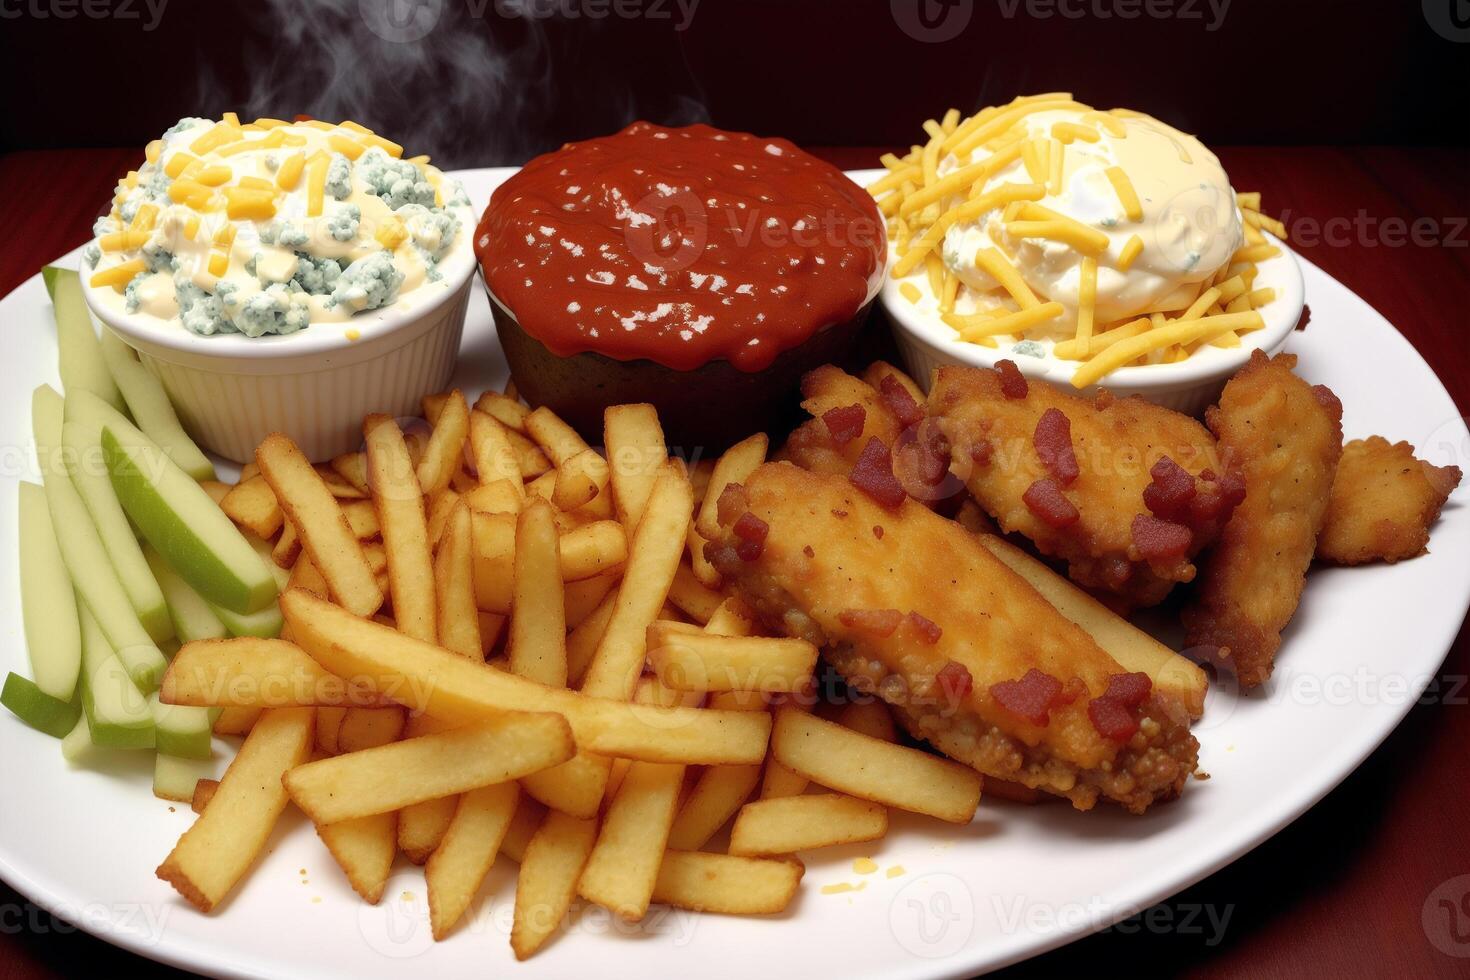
1317,436,1462,565
707,461,1199,814
928,363,1242,608
1182,351,1343,688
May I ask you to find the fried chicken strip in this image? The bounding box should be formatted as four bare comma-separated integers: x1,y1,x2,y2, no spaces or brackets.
928,363,1242,608
708,461,1199,814
1317,436,1461,565
1182,351,1343,687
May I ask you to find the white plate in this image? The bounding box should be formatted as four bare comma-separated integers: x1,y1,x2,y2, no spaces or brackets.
1,168,1467,979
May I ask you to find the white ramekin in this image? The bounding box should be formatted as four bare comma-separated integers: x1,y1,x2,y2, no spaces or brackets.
881,235,1304,417
82,251,475,463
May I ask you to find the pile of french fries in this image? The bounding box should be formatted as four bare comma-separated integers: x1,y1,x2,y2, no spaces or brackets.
156,384,985,959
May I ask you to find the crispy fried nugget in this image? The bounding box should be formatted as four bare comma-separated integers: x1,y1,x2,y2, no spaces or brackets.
928,364,1237,608
1317,437,1461,565
707,461,1199,814
1182,351,1343,688
775,365,902,476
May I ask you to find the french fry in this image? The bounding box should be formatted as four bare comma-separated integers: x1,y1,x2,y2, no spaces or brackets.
580,469,693,701
525,470,555,503
979,534,1208,717
200,480,231,506
479,611,506,656
422,391,450,425
212,706,261,737
416,389,469,498
687,457,716,507
650,851,803,915
666,763,762,851
190,777,219,814
463,480,523,516
498,796,548,864
283,712,574,825
155,707,314,912
836,699,897,742
425,489,461,549
728,793,888,856
472,514,628,613
314,706,404,903
512,810,598,960
427,781,520,939
474,390,530,432
316,464,368,499
329,451,370,495
315,706,346,754
565,591,617,688
689,433,768,587
557,521,627,581
509,500,567,687
552,448,611,512
647,626,818,693
396,713,460,864
365,414,437,643
257,434,382,617
603,403,665,528
706,690,767,711
287,553,329,599
434,502,481,659
272,520,302,568
504,427,552,479
771,705,981,823
577,761,684,921
525,406,589,468
336,706,406,754
280,589,772,764
666,563,725,624
704,597,757,637
469,410,525,497
219,474,283,539
564,572,619,630
760,759,810,799
162,638,389,708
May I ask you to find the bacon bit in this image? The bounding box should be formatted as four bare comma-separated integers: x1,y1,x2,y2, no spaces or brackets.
849,438,907,509
879,375,925,428
716,483,747,527
803,544,815,558
822,404,866,445
935,661,973,701
989,668,1064,726
732,511,769,561
970,439,994,466
996,359,1029,399
1142,456,1196,520
1087,671,1153,740
1295,304,1311,331
831,509,848,518
1188,470,1246,526
1131,513,1192,561
838,608,903,637
1312,384,1343,420
903,611,942,644
872,525,884,539
1087,697,1139,741
1033,408,1079,487
913,422,951,486
1022,478,1079,528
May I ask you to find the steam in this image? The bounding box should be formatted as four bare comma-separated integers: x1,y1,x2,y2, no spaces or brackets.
193,0,708,169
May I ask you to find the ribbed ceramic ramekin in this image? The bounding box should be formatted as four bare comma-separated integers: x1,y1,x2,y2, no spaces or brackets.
81,255,474,463
882,235,1305,417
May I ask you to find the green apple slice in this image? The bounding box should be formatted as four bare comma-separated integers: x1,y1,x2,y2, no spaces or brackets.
47,266,124,412
102,423,278,615
78,604,154,749
61,712,96,763
143,546,227,643
33,384,67,481
149,693,216,760
154,752,217,803
207,597,283,639
98,329,216,481
61,422,172,644
18,481,82,700
44,462,166,693
1,672,81,738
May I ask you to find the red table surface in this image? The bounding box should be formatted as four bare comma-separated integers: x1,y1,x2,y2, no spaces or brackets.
0,146,1465,980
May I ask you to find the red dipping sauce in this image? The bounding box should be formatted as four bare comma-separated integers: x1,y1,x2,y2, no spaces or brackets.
477,122,885,373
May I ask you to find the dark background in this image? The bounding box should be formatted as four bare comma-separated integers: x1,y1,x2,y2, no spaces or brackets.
0,0,1465,164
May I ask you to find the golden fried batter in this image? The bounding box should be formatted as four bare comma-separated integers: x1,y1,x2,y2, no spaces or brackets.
1317,436,1461,564
1182,351,1343,688
708,462,1199,814
928,364,1234,608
